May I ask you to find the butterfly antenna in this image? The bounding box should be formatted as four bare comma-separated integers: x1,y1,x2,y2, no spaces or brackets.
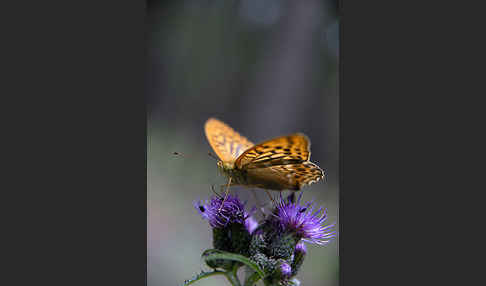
207,152,219,161
174,152,219,162
173,152,191,158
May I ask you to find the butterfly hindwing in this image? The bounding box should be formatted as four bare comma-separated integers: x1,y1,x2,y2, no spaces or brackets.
204,118,254,163
245,161,324,190
235,134,310,169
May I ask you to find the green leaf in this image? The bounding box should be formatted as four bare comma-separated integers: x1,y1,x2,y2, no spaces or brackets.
181,270,226,286
243,271,261,286
202,249,265,279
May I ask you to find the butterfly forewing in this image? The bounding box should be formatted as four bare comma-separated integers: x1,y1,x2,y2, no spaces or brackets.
235,134,310,169
205,118,254,163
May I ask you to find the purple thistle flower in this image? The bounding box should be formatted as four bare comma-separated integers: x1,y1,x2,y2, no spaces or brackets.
278,261,292,278
194,194,254,228
244,215,259,234
272,193,336,245
295,240,307,255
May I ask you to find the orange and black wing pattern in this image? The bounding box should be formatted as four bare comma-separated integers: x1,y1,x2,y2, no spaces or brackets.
204,118,254,164
235,134,310,169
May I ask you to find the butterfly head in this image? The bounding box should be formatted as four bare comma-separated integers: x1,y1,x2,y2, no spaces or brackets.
217,160,235,171
217,160,247,185
217,160,237,179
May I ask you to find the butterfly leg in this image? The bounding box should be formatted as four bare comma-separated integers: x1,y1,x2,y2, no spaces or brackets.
264,189,276,205
286,192,296,203
218,177,232,211
250,189,266,218
210,184,223,198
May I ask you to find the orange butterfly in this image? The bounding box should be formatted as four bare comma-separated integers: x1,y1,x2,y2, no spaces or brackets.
204,118,324,195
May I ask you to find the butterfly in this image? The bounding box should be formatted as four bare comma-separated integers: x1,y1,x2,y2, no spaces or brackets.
204,118,324,194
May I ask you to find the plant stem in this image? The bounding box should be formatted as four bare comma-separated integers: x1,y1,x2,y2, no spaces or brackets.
224,267,241,286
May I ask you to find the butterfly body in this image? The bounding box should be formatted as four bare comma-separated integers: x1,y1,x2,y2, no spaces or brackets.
217,161,249,186
206,118,324,192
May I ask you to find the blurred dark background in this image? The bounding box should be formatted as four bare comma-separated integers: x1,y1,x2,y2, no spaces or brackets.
147,0,339,285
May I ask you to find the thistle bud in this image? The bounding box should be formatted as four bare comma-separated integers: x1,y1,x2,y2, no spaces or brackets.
269,233,298,260
265,259,292,285
249,232,267,256
291,241,307,276
276,260,292,278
